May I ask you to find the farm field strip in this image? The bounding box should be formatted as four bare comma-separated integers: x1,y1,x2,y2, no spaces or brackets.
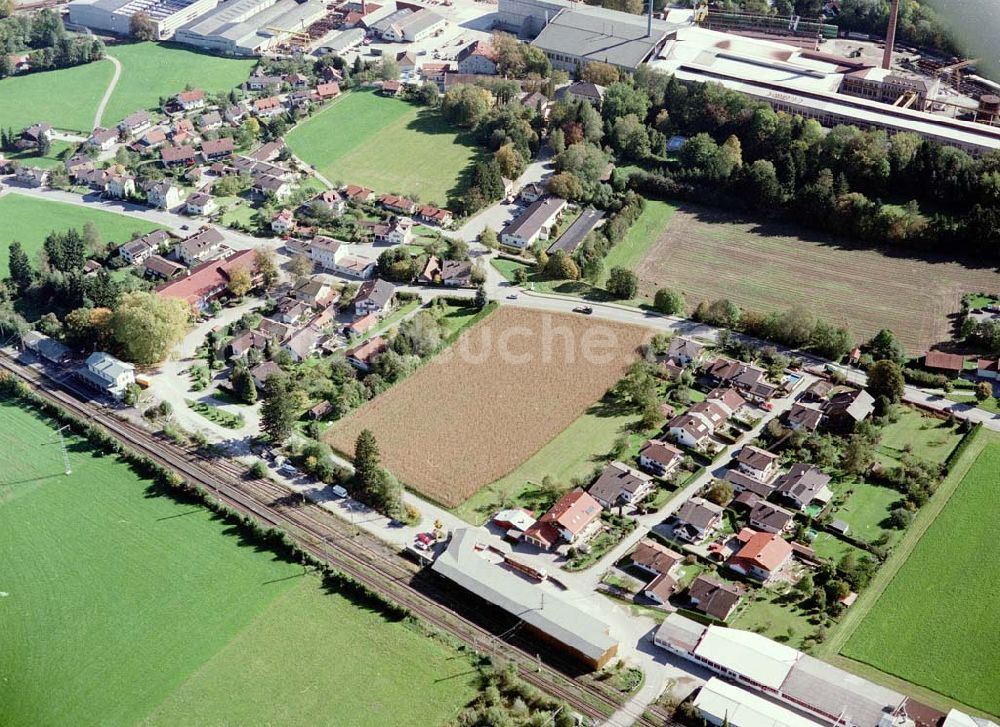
0,398,476,727
839,435,1000,716
634,206,1000,353
326,308,653,506
285,89,481,206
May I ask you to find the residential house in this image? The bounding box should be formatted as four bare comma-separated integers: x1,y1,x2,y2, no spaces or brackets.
353,278,395,317
523,488,603,550
156,248,259,311
822,388,875,432
201,137,234,161
83,259,102,277
308,400,334,420
345,312,378,338
637,439,683,478
253,96,283,118
258,317,293,341
223,105,246,125
705,387,747,417
119,230,172,266
733,445,778,483
492,508,537,540
21,331,71,365
282,326,322,362
271,208,295,234
144,254,186,281
728,530,793,582
185,191,216,216
309,189,347,216
555,81,605,106
667,412,712,450
379,193,417,215
250,360,282,389
421,62,451,87
632,540,683,605
175,226,226,266
801,379,833,403
196,110,223,132
500,196,567,249
146,180,182,210
16,122,52,150
106,173,136,199
284,72,310,88
346,336,388,371
77,352,135,399
703,358,778,402
519,91,550,117
118,110,152,136
87,127,118,151
304,237,376,279
724,469,776,499
667,337,705,366
343,184,375,203
274,298,311,325
371,217,413,245
134,127,167,151
65,154,96,179
924,349,965,376
456,39,497,74
226,329,270,359
773,463,833,511
519,182,544,204
175,89,206,111
588,461,654,510
785,402,823,432
977,358,998,380
15,166,49,187
395,50,417,73
381,80,402,96
673,497,723,543
246,74,283,92
419,256,473,287
748,501,794,534
251,174,291,201
686,575,745,622
316,82,341,100
416,204,454,227
290,278,337,308
161,144,197,167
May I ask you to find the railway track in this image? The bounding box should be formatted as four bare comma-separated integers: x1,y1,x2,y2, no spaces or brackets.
0,354,676,727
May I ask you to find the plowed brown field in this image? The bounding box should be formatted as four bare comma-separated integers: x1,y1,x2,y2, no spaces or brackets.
325,308,652,506
635,206,1000,354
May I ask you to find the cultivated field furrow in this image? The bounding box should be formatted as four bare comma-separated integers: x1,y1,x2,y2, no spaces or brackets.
326,308,652,506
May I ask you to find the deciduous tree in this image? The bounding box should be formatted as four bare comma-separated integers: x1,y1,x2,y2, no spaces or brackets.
110,292,188,365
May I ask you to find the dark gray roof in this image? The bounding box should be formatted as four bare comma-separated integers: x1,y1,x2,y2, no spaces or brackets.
501,196,566,239
675,497,722,530
547,207,604,254
749,501,793,531
588,460,650,505
531,9,667,69
775,463,831,503
355,278,394,309
725,469,775,497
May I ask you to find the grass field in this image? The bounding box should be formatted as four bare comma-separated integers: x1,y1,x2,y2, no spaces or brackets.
0,399,476,726
286,89,482,206
101,43,256,126
875,408,962,467
633,205,1000,353
0,59,114,132
326,308,652,506
453,400,642,524
0,192,163,271
7,140,78,169
600,200,676,284
830,479,905,546
840,440,1000,716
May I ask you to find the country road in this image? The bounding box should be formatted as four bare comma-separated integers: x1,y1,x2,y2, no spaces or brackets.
93,55,122,131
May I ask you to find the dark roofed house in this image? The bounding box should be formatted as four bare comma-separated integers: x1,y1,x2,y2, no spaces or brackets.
774,463,833,511
588,461,653,510
251,360,282,389
924,349,965,376
687,575,745,622
555,80,606,105
667,337,705,365
353,278,395,317
547,207,604,255
802,378,833,402
823,388,875,432
734,445,778,482
673,497,723,543
631,539,683,578
637,439,683,478
161,144,197,167
201,137,234,161
786,402,824,432
749,501,794,534
144,254,186,281
21,330,71,364
724,468,775,498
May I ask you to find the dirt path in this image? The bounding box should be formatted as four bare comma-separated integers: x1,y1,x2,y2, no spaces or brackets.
93,55,122,130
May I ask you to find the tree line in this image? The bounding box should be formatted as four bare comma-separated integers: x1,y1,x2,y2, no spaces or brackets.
0,10,104,78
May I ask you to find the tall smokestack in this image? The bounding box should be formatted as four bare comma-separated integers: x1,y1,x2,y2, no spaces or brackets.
881,0,900,70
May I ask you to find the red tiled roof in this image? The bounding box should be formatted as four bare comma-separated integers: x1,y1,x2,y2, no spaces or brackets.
346,336,387,365
730,531,792,573
156,249,256,308
924,350,965,372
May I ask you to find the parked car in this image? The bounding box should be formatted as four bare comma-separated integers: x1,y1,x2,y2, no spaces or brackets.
415,532,435,550
331,484,348,498
573,306,593,315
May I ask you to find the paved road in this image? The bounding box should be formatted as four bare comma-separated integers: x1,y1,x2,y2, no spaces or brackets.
93,55,122,131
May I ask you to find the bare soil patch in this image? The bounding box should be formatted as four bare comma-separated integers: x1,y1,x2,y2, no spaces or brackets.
635,206,1000,354
325,308,652,506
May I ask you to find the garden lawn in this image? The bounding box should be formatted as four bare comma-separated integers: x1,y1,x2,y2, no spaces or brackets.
830,479,905,546
0,399,476,727
0,192,163,272
7,140,78,169
811,532,868,564
101,43,256,126
730,586,817,650
947,392,1000,415
841,443,1000,716
286,89,481,206
875,408,962,467
453,399,641,524
0,60,114,132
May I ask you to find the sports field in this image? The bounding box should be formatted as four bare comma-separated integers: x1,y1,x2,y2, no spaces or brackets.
841,441,1000,716
326,308,652,506
633,205,1000,353
101,43,256,126
286,89,481,206
0,399,476,726
0,192,162,271
0,59,114,132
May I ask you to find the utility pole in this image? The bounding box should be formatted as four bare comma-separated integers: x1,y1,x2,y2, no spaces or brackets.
56,425,71,476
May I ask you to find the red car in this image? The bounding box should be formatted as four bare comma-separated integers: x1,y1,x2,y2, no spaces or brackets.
416,533,435,549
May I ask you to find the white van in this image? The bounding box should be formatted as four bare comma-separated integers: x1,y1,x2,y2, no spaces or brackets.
331,485,349,498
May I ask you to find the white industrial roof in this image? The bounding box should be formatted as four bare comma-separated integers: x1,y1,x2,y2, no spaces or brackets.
695,678,824,727
944,711,1000,727
694,625,799,690
432,529,617,662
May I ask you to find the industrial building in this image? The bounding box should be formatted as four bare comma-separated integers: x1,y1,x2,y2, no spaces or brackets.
432,529,619,669
173,0,328,55
68,0,218,40
694,678,825,727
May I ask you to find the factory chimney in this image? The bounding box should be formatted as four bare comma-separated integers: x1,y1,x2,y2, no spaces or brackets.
881,0,900,70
